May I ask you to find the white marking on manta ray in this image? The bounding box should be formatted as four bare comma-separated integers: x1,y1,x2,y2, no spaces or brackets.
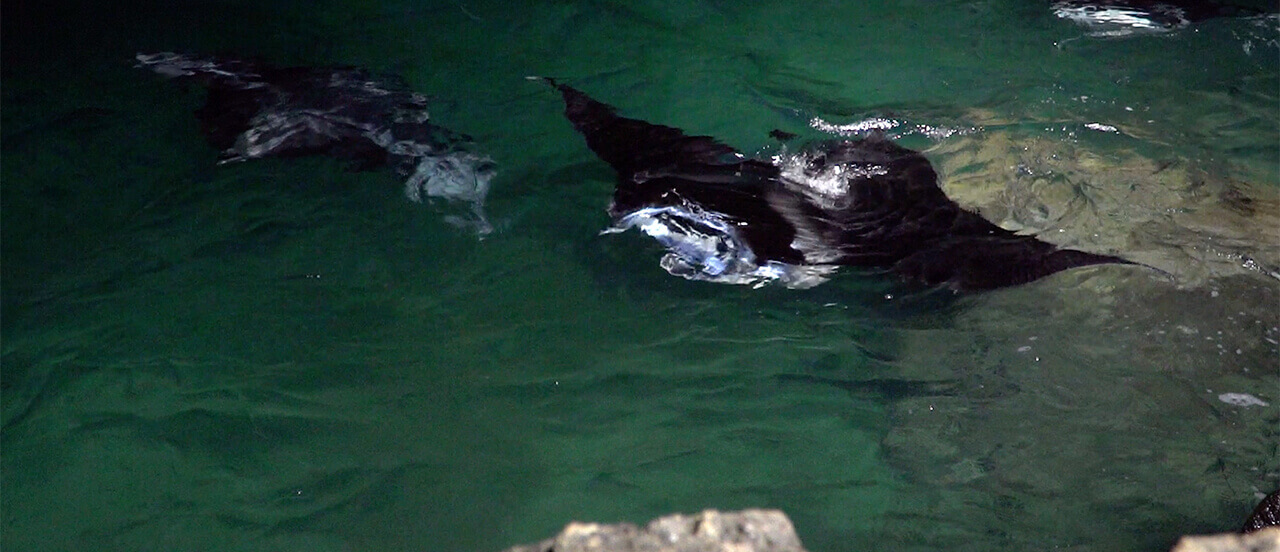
775,151,887,206
772,151,877,265
1051,1,1190,35
136,52,266,88
606,205,836,289
1054,6,1171,29
544,79,1140,290
400,151,495,234
603,147,892,287
138,52,496,235
227,107,496,234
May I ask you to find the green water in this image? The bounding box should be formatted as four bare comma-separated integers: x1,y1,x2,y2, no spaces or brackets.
3,1,1278,551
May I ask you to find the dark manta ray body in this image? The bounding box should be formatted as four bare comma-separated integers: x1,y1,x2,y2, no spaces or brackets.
541,79,1133,291
136,52,494,232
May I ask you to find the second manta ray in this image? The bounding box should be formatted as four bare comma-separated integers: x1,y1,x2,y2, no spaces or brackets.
137,52,495,233
1050,0,1270,36
539,79,1134,291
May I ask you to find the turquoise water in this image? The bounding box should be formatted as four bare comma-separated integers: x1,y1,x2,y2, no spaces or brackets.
3,1,1278,551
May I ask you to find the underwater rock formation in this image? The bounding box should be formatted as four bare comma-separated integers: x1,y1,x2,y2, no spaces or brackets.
502,509,809,552
1170,527,1280,552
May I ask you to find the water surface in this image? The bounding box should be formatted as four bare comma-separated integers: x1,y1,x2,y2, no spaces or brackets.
3,1,1278,551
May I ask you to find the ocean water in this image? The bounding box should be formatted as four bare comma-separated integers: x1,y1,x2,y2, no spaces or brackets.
3,1,1278,551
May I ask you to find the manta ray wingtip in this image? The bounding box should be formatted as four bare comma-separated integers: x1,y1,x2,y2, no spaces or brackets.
525,75,561,89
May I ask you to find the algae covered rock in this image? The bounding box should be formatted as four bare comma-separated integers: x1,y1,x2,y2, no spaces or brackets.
1169,527,1280,552
502,509,808,552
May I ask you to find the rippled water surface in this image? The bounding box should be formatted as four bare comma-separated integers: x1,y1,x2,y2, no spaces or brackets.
3,1,1278,551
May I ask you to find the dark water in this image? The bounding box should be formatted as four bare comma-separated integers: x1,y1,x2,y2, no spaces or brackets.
3,1,1278,551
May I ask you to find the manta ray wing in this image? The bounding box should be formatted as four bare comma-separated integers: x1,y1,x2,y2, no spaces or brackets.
781,138,1118,289
542,77,808,266
543,78,740,175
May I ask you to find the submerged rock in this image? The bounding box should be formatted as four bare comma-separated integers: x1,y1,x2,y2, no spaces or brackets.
1169,527,1280,552
502,509,809,552
929,129,1280,286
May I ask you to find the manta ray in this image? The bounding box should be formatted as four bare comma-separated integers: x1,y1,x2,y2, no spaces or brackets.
538,78,1136,291
1050,0,1270,35
136,52,494,232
